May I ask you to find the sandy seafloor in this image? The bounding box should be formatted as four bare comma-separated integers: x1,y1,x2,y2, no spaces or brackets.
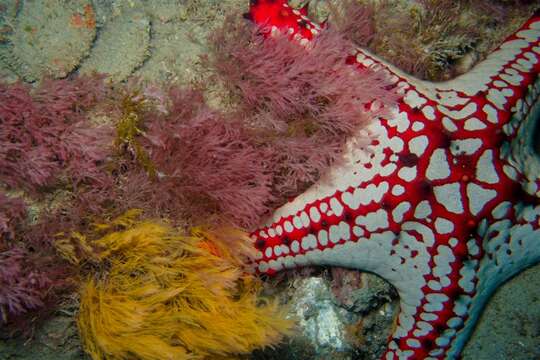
0,0,539,359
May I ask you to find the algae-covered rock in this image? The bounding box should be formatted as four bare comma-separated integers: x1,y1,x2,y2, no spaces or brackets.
133,0,242,85
3,0,96,81
133,20,205,85
79,10,150,82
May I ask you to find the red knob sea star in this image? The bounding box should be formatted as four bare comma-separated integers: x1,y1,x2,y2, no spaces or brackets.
246,1,540,359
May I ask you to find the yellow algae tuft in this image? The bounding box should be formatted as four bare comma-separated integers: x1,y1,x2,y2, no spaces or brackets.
68,211,292,360
115,93,156,178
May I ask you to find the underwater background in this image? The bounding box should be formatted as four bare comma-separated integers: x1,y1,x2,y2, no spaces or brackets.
0,0,539,359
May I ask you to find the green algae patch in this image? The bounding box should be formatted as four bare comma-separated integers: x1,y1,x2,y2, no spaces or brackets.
79,10,150,83
4,0,96,81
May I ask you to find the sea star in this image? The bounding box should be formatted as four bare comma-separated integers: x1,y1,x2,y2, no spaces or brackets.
246,1,540,359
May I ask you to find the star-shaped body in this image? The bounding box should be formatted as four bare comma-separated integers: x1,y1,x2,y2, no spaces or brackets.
246,1,540,359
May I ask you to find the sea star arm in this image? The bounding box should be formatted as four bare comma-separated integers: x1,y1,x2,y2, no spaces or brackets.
246,2,540,359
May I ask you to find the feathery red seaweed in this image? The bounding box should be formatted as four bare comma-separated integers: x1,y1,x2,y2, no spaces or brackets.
0,76,113,194
207,15,398,208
